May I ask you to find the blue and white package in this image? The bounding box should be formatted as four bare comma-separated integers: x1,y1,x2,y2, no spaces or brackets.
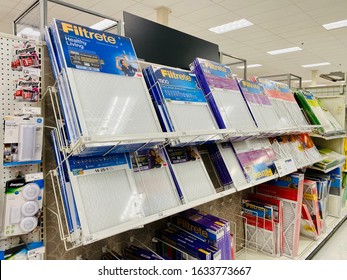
66,151,144,245
143,64,220,145
131,148,182,216
191,58,256,131
206,143,233,187
164,146,216,203
238,80,281,130
46,19,163,156
51,129,81,242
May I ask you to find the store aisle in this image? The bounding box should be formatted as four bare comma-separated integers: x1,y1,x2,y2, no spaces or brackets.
311,219,347,259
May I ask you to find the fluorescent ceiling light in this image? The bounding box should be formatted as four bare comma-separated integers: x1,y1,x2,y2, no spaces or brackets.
90,19,117,30
209,19,253,34
301,62,331,68
294,80,311,83
323,19,347,30
267,47,302,55
237,64,262,69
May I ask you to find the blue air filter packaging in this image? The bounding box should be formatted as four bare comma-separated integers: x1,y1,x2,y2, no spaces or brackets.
46,19,163,156
191,58,256,131
66,151,144,245
50,130,81,242
143,64,220,145
164,146,216,203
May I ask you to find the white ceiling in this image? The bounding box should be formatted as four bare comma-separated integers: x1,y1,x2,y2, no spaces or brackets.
1,0,347,86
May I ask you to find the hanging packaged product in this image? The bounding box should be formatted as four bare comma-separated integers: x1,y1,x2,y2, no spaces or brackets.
164,146,216,203
131,148,183,216
0,241,45,260
3,115,43,166
2,173,44,237
190,58,257,131
143,64,220,145
237,79,282,130
10,41,40,71
46,19,163,156
13,68,41,102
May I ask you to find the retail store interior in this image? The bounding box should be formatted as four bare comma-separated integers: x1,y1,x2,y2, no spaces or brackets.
0,0,346,260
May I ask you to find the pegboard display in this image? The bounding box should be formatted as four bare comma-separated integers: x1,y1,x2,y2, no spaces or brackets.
0,32,43,250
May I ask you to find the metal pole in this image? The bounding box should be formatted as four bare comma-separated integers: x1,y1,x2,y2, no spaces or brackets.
40,0,47,41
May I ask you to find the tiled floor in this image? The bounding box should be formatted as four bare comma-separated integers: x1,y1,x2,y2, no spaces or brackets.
311,219,347,260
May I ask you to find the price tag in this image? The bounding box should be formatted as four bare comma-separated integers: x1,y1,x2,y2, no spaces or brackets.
23,107,41,115
27,246,45,259
25,172,43,181
274,158,297,177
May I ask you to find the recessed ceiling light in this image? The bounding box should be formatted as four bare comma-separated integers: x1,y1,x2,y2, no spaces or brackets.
267,47,302,55
323,19,347,30
301,62,331,68
209,19,253,34
90,19,117,30
237,64,262,69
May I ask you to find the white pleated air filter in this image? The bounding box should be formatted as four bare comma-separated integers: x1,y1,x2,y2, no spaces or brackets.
132,148,182,216
50,19,162,150
148,65,219,144
274,81,308,127
258,79,297,128
165,146,216,203
193,58,256,130
67,153,143,244
216,142,248,189
67,68,161,137
238,80,281,130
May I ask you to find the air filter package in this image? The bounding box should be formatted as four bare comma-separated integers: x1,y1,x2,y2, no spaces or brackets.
205,139,276,191
238,80,281,130
258,79,308,128
143,64,219,145
164,146,216,203
256,173,304,258
190,58,256,131
46,19,162,155
66,152,144,244
51,130,81,243
131,148,182,216
295,90,344,136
